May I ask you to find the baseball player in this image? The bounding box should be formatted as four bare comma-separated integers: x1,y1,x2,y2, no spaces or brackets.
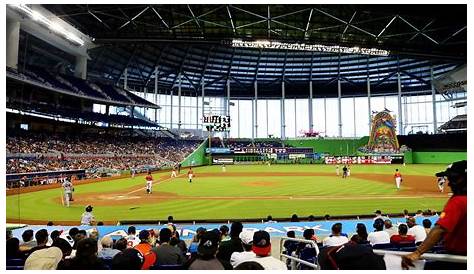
394,169,403,190
437,176,446,192
342,165,348,178
145,171,153,194
171,166,177,178
222,164,226,172
347,166,351,177
131,167,136,178
80,205,96,226
62,177,74,207
187,168,194,183
336,165,340,176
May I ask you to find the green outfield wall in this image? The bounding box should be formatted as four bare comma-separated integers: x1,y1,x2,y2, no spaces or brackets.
284,137,369,155
404,151,467,164
181,138,210,167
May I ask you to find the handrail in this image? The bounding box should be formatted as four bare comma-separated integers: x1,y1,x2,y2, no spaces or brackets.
279,236,320,270
373,249,467,263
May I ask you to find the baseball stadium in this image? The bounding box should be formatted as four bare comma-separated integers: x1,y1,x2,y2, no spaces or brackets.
5,3,468,270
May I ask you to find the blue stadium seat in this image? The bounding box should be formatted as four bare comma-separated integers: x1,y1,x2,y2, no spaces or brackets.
372,243,395,250
298,247,318,270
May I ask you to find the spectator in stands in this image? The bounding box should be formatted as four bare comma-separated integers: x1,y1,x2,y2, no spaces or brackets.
403,209,410,219
97,236,120,260
7,237,25,260
406,217,427,243
415,210,424,218
383,219,398,237
216,221,243,262
241,230,287,270
68,227,79,240
373,210,384,220
125,226,140,248
134,229,156,270
169,228,187,255
234,261,265,270
20,229,36,251
27,229,49,255
114,238,128,252
152,228,186,266
52,238,73,262
308,215,315,222
219,225,230,241
24,246,63,270
367,218,390,246
354,223,369,244
265,215,276,223
230,230,255,268
422,219,432,235
187,231,232,270
323,223,349,247
58,238,106,270
47,221,54,226
188,227,206,256
50,230,61,242
7,230,12,241
402,160,467,270
112,248,144,270
291,214,299,222
390,224,415,246
296,229,319,255
324,214,331,221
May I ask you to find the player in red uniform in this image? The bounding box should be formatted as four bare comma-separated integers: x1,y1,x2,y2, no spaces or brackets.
145,171,153,194
187,168,194,183
394,169,402,190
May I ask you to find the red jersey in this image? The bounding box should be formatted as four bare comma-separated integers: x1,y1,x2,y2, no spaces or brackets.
436,195,467,255
394,171,402,178
390,234,415,245
145,175,153,181
134,242,156,270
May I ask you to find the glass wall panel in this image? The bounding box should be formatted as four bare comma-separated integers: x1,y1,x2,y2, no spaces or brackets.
341,98,355,137
325,98,338,137
295,99,309,137
285,99,296,138
354,97,369,137
313,99,326,135
239,100,253,138
257,100,268,138
267,100,281,138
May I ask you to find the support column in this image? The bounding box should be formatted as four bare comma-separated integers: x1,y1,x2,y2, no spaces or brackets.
337,79,342,137
226,79,231,139
323,97,327,136
266,100,269,138
237,100,241,138
154,67,158,123
170,87,173,128
178,73,182,130
353,97,357,137
367,75,372,132
196,90,199,130
397,72,404,135
74,55,87,79
254,80,258,139
294,97,297,137
431,67,437,133
281,81,286,139
6,20,20,69
124,68,128,89
309,81,314,131
201,79,205,137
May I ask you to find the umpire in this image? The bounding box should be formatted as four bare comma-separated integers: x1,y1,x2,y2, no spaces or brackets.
401,160,467,270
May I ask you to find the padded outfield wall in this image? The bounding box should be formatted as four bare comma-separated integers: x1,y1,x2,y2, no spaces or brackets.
181,138,210,167
284,137,369,155
404,151,467,164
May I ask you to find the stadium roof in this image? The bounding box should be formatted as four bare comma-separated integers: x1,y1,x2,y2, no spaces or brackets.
23,4,467,98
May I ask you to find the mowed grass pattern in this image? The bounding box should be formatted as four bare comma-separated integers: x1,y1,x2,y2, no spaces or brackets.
6,164,449,223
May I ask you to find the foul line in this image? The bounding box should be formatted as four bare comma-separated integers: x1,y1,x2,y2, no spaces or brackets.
125,174,185,195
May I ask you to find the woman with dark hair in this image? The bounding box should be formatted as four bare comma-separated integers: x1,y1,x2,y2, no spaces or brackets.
114,238,128,251
355,223,369,244
58,238,107,270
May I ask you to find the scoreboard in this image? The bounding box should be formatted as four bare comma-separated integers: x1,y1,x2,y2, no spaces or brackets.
202,115,231,132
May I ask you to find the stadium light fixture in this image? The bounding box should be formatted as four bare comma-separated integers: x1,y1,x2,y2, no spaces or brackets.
8,4,85,46
230,39,390,56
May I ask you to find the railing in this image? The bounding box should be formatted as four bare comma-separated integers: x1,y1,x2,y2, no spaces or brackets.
279,237,320,270
373,249,467,264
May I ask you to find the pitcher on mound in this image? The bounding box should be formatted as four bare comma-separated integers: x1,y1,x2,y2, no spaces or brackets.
145,171,153,194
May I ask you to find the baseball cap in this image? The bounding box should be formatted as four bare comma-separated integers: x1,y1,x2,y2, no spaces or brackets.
85,205,93,212
374,210,382,214
436,160,467,177
198,231,219,256
138,229,150,240
24,247,62,270
239,230,255,245
252,230,271,256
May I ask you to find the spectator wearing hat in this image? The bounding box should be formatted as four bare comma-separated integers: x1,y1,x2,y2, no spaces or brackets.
187,231,232,270
406,217,427,243
323,223,349,247
373,210,385,220
390,224,415,246
80,205,96,226
152,228,186,266
112,248,144,270
383,219,398,238
402,160,467,270
230,230,256,268
24,246,63,270
134,229,157,269
241,230,287,270
26,229,49,256
216,221,244,262
97,236,120,260
188,227,206,256
367,218,390,246
58,238,107,270
234,261,265,270
20,229,36,251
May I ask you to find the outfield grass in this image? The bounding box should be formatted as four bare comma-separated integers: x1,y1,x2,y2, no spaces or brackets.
6,164,449,223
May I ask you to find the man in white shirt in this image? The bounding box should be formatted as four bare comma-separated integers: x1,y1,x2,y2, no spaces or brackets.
239,230,287,270
367,218,390,245
230,230,256,268
384,219,399,238
322,223,349,247
406,217,427,243
125,226,140,248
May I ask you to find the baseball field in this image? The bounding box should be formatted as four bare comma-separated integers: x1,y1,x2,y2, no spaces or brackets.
6,164,449,225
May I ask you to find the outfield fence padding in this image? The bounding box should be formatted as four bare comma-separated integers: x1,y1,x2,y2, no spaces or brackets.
181,138,209,167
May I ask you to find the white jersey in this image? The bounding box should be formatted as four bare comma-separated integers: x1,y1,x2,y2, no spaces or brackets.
367,231,390,245
80,212,95,226
62,181,73,193
241,255,287,270
407,225,427,243
230,251,257,268
125,235,140,247
322,235,349,247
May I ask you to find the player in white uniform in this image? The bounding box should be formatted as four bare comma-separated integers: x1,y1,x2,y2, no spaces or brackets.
171,167,177,178
62,177,73,207
336,165,340,176
222,164,226,172
437,176,446,192
80,205,96,226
